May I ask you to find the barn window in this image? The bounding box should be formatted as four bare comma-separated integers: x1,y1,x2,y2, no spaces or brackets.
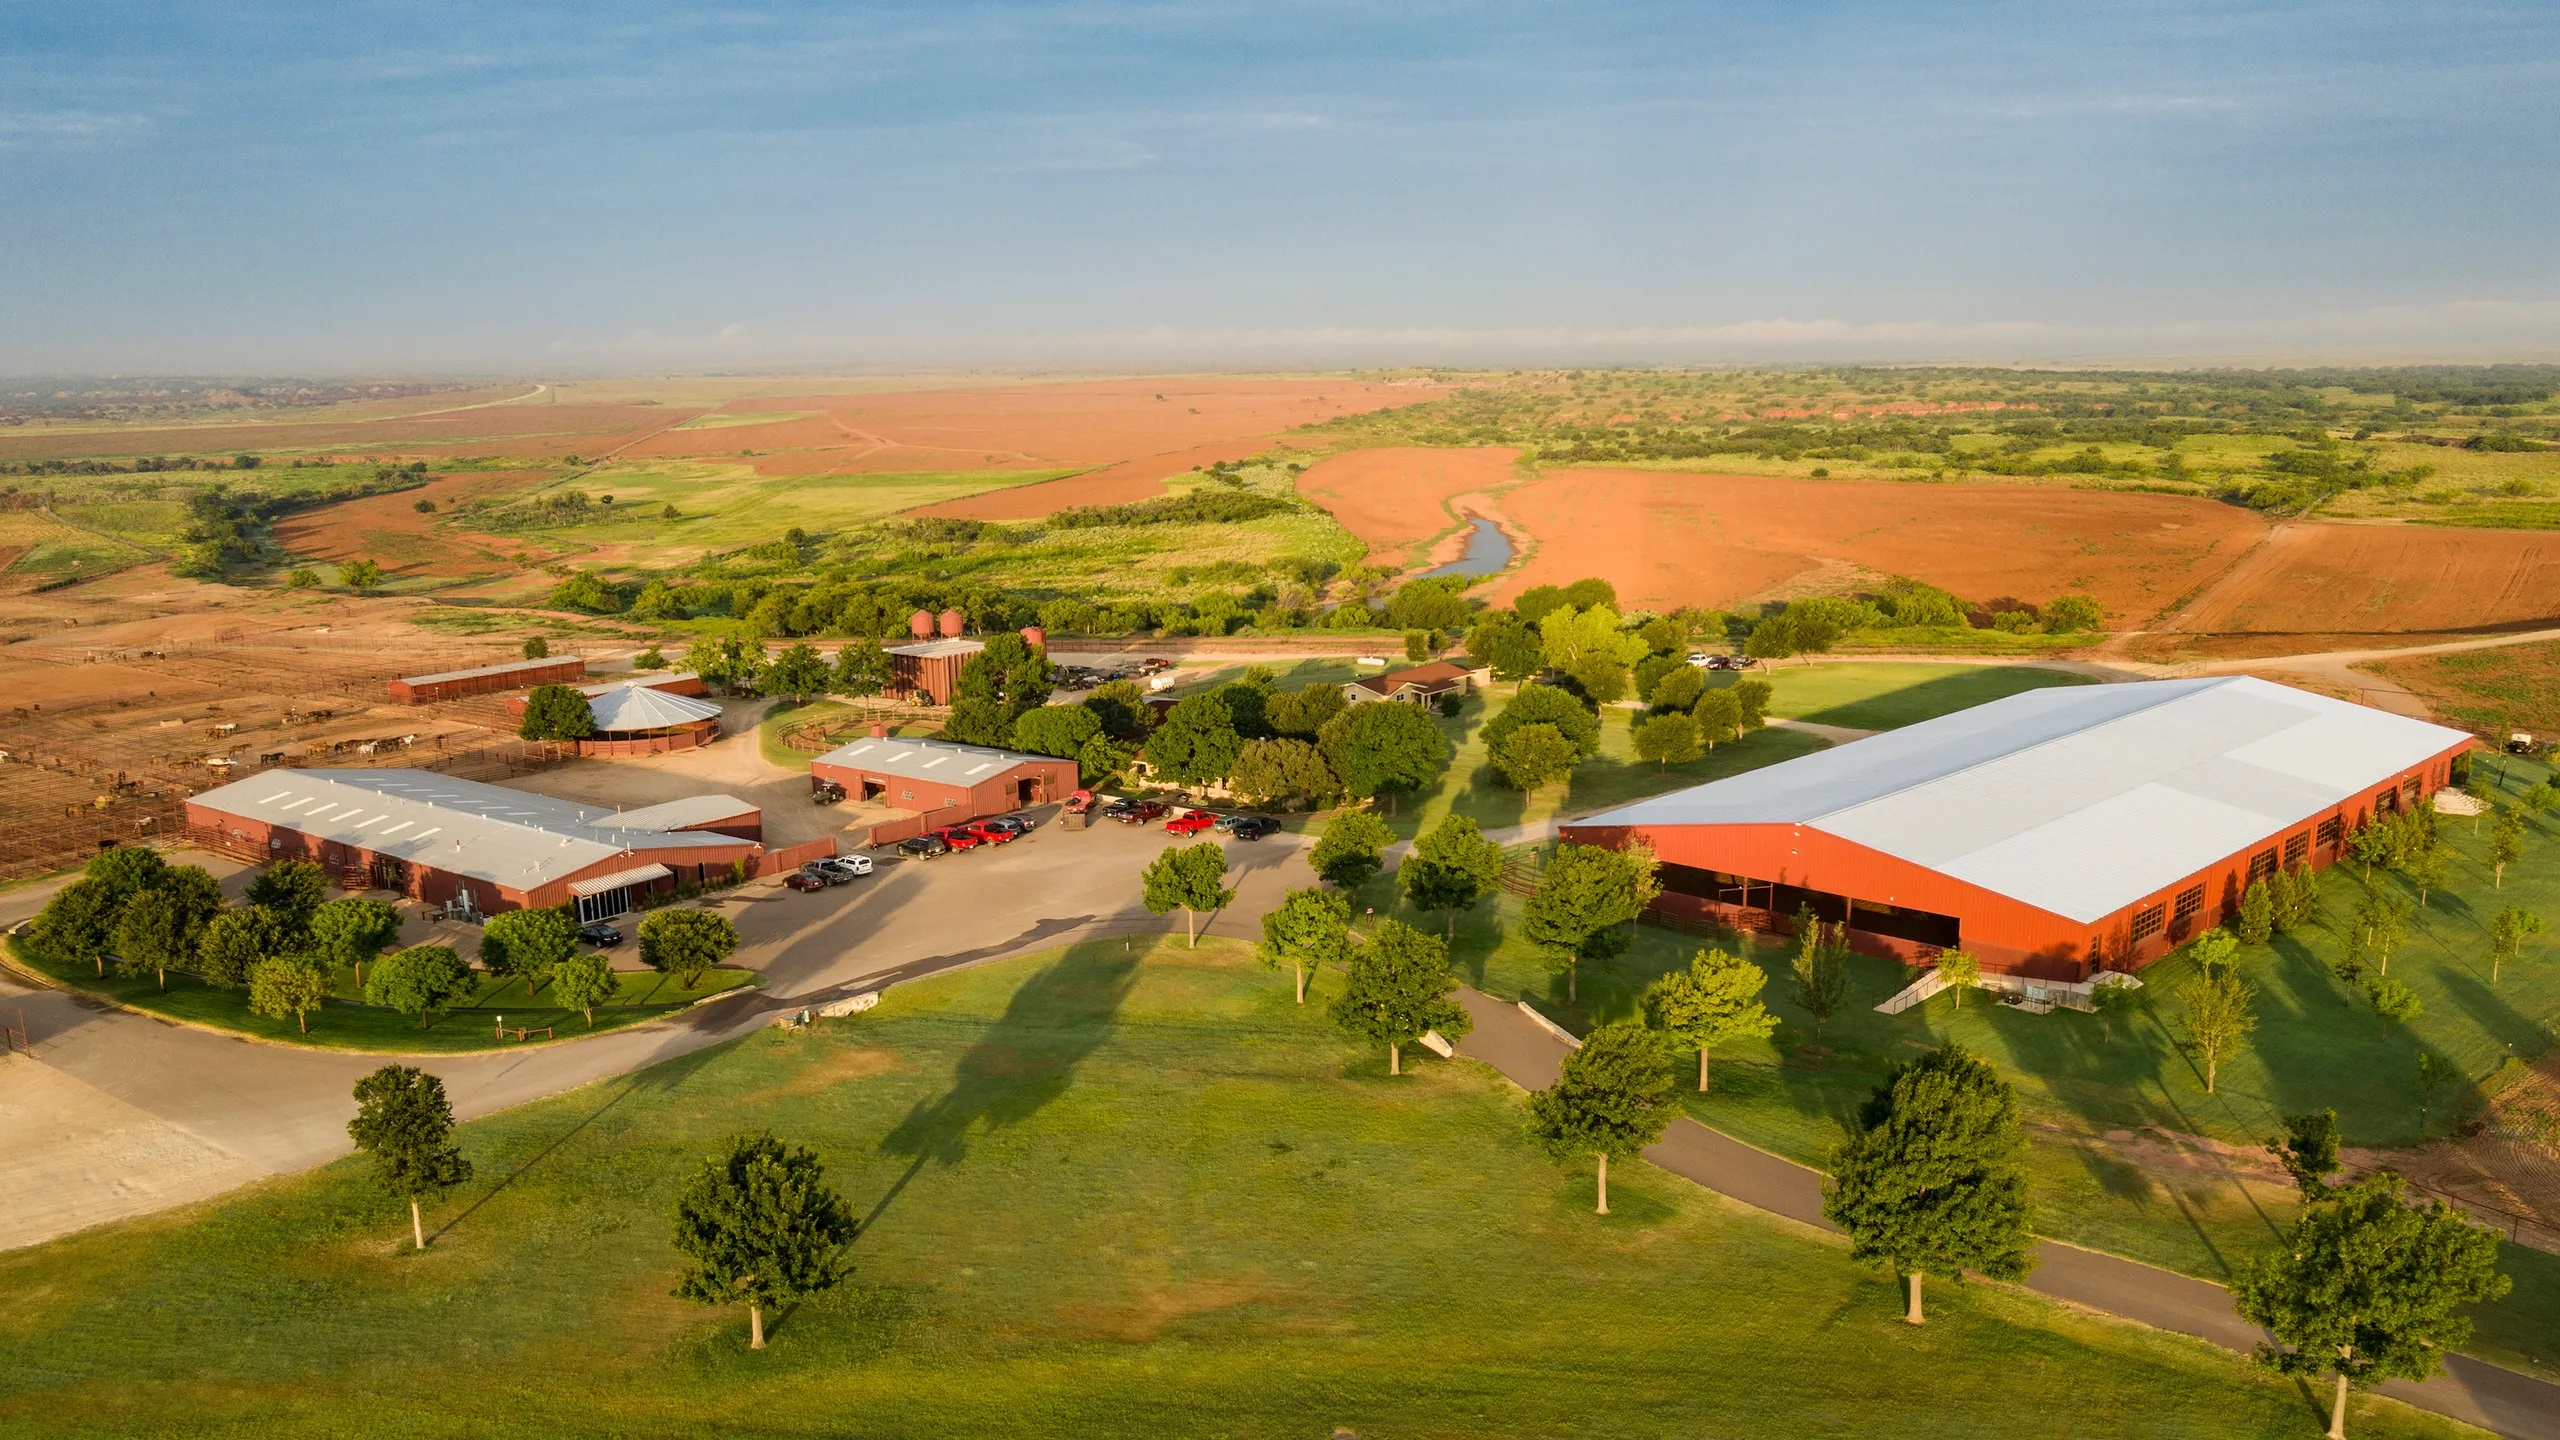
2130,903,2166,942
2246,849,2278,884
2283,832,2309,868
2375,788,2397,815
901,789,913,800
2172,884,2205,928
2316,816,2343,849
2402,775,2422,805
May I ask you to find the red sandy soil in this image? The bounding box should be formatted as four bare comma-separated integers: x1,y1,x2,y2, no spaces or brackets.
1293,447,1522,562
271,469,559,578
2171,523,2560,636
0,404,691,463
1481,466,2268,621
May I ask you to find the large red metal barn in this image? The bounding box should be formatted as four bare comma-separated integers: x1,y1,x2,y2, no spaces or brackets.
1560,676,2475,980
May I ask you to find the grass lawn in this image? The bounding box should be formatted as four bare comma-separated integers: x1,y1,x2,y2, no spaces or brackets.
1709,660,2095,731
1385,755,2560,1378
4,935,752,1053
2368,640,2560,737
508,462,1084,555
0,936,2480,1439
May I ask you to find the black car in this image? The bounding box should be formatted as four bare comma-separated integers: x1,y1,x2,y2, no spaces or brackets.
897,834,953,859
1228,816,1281,840
577,922,623,946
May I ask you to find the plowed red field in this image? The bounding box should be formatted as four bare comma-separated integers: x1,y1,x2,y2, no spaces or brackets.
1293,447,1522,563
1478,466,2269,620
2174,523,2560,635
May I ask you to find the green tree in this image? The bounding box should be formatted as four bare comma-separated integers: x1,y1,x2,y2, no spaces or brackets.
521,636,551,660
1821,1043,2035,1325
2490,805,2526,888
1010,703,1102,762
337,557,385,590
1309,809,1394,890
2272,864,2319,932
2489,903,2544,985
940,696,1012,747
832,638,891,698
1264,681,1347,739
2181,965,2257,1093
2089,978,2138,1044
672,1130,859,1350
2232,1173,2509,1440
1632,711,1701,768
1400,814,1503,938
2266,1110,2342,1198
2235,879,2274,944
246,859,328,945
309,897,402,984
1316,700,1444,811
479,905,578,997
1226,738,1341,809
1789,913,1852,1037
2364,975,2422,1024
2351,889,2412,976
348,1064,474,1251
762,643,833,704
104,863,222,989
1643,947,1777,1092
1523,842,1648,1002
1728,676,1773,731
518,684,595,742
1465,612,1544,680
1647,664,1706,714
551,952,621,1028
87,842,170,897
1147,693,1243,791
632,643,668,670
30,878,128,976
1538,603,1649,701
1480,683,1601,760
640,908,740,989
249,956,332,1034
285,567,321,588
2401,847,2449,909
1141,840,1234,948
1258,886,1351,1004
1527,1022,1678,1213
1329,918,1471,1076
196,906,281,988
365,945,475,1027
1493,722,1579,791
1933,948,1981,1007
2041,593,2104,633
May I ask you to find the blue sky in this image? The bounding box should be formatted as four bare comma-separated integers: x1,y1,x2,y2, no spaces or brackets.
3,1,2555,373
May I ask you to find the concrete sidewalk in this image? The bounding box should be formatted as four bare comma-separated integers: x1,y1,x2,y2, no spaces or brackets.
1452,989,2560,1440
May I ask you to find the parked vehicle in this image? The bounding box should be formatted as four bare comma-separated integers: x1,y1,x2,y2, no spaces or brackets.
980,814,1033,835
811,780,846,805
1136,657,1171,673
897,834,953,859
799,862,851,886
1228,816,1280,840
809,856,871,881
961,821,1019,845
1164,810,1218,836
576,922,624,946
783,871,827,892
1063,789,1098,817
930,826,985,851
1109,799,1170,825
1212,812,1246,833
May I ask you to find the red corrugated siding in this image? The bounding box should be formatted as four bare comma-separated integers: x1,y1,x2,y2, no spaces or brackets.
810,753,1078,823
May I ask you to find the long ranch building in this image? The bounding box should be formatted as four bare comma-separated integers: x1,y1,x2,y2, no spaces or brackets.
185,770,829,922
389,655,587,704
810,734,1078,820
1560,677,2473,980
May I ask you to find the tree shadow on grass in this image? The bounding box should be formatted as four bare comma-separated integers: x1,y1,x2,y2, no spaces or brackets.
433,1042,728,1245
867,939,1144,1230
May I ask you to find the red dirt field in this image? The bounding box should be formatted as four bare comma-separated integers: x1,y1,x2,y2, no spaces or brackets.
2170,523,2560,636
1480,466,2269,620
271,469,558,577
1293,447,1523,563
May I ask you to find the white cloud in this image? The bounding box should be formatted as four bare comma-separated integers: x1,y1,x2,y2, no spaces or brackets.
0,110,150,147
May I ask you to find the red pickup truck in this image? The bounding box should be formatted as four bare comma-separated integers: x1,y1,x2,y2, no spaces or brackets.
1163,810,1219,836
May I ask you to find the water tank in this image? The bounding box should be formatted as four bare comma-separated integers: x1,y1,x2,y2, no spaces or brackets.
908,610,935,639
937,609,965,638
1019,625,1046,650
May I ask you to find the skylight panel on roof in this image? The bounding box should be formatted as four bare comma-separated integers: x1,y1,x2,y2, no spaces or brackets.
379,822,415,836
259,790,291,804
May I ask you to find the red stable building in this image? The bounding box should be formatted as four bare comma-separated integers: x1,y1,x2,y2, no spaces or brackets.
810,734,1077,821
184,769,832,922
390,655,586,704
1560,677,2474,980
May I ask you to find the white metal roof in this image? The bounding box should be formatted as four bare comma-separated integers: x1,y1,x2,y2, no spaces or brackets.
570,672,700,697
811,735,1051,783
596,795,757,832
1577,677,2471,923
191,770,756,891
569,863,672,897
585,682,723,733
886,638,985,659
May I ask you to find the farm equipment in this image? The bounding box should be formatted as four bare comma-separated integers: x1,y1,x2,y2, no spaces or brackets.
811,780,846,805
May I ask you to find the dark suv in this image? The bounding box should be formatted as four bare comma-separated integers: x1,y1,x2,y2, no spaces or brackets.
1227,816,1281,840
897,833,953,859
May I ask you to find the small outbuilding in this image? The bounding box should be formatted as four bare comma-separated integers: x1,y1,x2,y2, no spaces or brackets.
886,638,986,705
810,734,1077,820
389,655,586,704
507,674,724,755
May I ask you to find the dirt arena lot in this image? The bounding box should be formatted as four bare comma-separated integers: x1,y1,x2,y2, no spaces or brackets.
1292,446,1522,564
1473,466,2270,619
2172,523,2560,635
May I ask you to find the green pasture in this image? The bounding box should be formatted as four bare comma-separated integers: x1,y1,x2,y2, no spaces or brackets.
0,936,2479,1439
1710,660,2096,731
4,935,752,1054
494,462,1080,552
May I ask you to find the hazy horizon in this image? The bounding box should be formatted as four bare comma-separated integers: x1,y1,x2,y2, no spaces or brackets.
6,1,2556,373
